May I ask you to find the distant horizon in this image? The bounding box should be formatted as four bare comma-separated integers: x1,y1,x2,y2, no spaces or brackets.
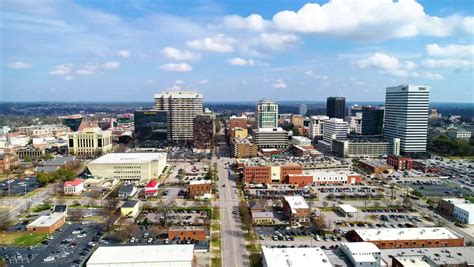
1,100,473,104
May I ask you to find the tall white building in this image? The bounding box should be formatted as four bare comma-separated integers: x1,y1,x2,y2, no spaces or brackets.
308,115,329,140
154,91,203,142
323,118,348,143
257,99,278,128
384,85,430,153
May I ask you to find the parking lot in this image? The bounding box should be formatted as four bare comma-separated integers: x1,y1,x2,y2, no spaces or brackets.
1,222,103,267
164,162,210,185
167,147,210,162
245,185,316,199
0,177,40,197
407,180,474,197
139,208,209,227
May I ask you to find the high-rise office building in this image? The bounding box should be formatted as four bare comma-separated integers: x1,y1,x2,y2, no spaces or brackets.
326,97,346,119
322,118,348,144
154,91,203,142
134,110,168,146
307,115,329,140
257,99,278,128
384,85,430,153
362,107,384,135
299,104,307,115
63,115,83,132
193,113,215,149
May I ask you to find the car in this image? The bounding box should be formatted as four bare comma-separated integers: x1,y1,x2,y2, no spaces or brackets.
147,238,153,243
43,256,55,262
232,210,238,214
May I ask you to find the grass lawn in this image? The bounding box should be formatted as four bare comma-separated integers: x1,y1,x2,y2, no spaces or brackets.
211,257,222,267
31,203,52,213
0,232,47,246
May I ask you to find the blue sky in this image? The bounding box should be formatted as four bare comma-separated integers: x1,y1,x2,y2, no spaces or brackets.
1,0,473,102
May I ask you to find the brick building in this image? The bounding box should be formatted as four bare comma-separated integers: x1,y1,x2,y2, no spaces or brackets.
227,116,248,132
387,155,413,170
359,159,393,174
0,153,19,174
349,227,464,249
243,163,302,184
231,138,258,158
193,114,215,149
285,174,313,187
282,196,310,223
168,226,206,241
188,180,212,198
26,213,65,234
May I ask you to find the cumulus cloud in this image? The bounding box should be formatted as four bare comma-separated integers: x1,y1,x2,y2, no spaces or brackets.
162,47,201,61
186,34,236,53
426,44,474,58
223,14,269,31
199,79,208,84
64,75,75,80
259,33,298,49
160,63,192,72
424,72,444,80
147,79,156,84
356,53,417,77
421,58,471,70
271,0,472,41
227,57,255,66
76,64,98,75
272,79,287,88
7,61,32,69
49,63,73,76
117,50,130,58
102,61,120,69
175,80,184,84
304,70,328,80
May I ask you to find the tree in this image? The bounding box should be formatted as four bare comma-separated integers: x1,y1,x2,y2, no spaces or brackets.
0,213,11,231
238,201,251,231
313,214,327,230
322,201,329,208
23,155,32,163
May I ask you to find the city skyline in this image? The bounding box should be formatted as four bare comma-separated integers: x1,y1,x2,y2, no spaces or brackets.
2,0,473,103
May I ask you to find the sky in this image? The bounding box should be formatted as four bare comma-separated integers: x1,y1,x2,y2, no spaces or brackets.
1,0,473,103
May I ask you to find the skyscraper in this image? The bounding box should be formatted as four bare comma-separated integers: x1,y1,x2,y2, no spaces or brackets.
362,107,384,135
154,91,203,142
322,118,348,144
384,85,430,153
134,110,168,146
326,97,346,119
257,99,278,128
299,103,307,115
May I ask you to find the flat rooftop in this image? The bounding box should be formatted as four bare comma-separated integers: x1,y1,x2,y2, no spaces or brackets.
189,180,212,185
380,246,474,266
359,159,391,168
262,247,332,267
89,153,166,164
341,242,380,254
154,91,202,99
255,127,287,133
284,196,309,210
354,227,461,242
87,245,194,265
27,213,64,228
338,204,358,213
251,211,275,218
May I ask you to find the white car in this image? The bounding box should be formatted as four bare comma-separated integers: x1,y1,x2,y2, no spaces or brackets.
43,256,55,262
77,234,86,238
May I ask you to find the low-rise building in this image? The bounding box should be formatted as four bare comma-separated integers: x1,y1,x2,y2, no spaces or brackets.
338,204,358,217
350,227,464,249
37,156,77,173
118,184,137,199
188,180,212,198
251,211,276,225
144,180,159,197
262,247,332,267
439,198,474,225
332,137,400,158
63,178,84,195
0,153,19,174
67,127,113,157
231,137,257,158
16,146,47,160
447,127,471,140
26,213,65,234
380,246,474,267
301,169,362,185
340,242,381,267
120,199,140,218
168,226,207,241
87,245,195,267
87,153,167,183
282,196,310,223
359,159,393,174
253,127,288,150
387,155,414,170
285,174,313,187
244,162,302,184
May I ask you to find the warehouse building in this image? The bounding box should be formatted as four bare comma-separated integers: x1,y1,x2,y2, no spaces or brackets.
26,213,65,234
87,245,195,267
340,242,381,267
262,246,332,267
87,152,167,183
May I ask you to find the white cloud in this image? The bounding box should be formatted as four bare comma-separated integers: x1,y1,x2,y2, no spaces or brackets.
304,70,328,80
117,50,130,58
227,57,255,66
186,34,236,53
7,61,32,69
175,80,184,84
426,44,473,58
147,79,156,84
424,72,444,80
102,61,120,69
199,79,208,84
76,64,97,75
259,33,298,49
162,47,201,61
223,14,269,31
421,58,471,70
64,75,74,80
356,53,417,77
272,79,287,88
271,0,473,41
160,63,192,72
49,63,73,76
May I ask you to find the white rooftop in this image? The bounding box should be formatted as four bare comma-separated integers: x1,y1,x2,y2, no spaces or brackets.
88,153,166,164
27,213,64,228
338,204,358,213
454,203,474,214
392,255,431,267
87,245,194,266
284,196,309,212
355,227,461,242
341,242,380,254
262,247,332,267
256,127,287,133
189,180,212,185
154,91,203,99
